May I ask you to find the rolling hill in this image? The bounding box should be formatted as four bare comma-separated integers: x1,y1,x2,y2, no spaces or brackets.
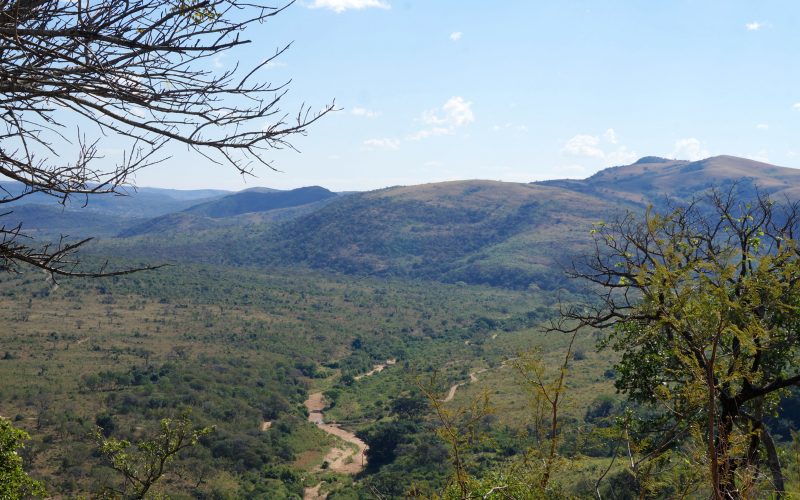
118,186,339,237
250,180,622,289
542,155,800,204
19,155,800,290
182,185,336,218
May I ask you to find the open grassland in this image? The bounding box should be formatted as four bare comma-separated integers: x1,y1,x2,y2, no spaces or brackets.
7,260,794,497
0,263,553,496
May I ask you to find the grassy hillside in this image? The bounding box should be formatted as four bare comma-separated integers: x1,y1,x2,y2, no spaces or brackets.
119,189,340,238
541,155,800,204
106,180,626,290
108,156,800,292
259,180,623,289
182,186,336,218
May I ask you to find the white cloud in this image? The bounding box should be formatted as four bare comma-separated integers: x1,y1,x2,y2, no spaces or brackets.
363,138,400,150
421,96,475,127
606,146,637,165
490,123,528,133
756,123,769,130
450,31,463,41
410,96,474,140
307,0,390,13
561,129,636,164
562,134,604,158
745,21,763,31
603,128,618,144
407,127,451,141
672,138,709,161
130,106,146,118
793,103,800,112
351,107,381,118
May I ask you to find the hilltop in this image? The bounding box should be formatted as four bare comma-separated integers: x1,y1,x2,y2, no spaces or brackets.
541,155,800,204
12,155,800,290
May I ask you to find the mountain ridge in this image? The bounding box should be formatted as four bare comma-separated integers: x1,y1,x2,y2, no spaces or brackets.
539,155,800,204
15,154,800,290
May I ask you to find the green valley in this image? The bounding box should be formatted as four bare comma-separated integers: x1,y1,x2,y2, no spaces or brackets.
3,156,800,498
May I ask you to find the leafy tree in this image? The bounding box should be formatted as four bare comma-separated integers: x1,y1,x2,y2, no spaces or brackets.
563,190,800,498
0,0,333,277
96,411,214,498
0,417,46,499
417,376,493,498
511,331,577,492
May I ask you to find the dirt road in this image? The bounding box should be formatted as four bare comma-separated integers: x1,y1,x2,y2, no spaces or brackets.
303,391,369,499
440,368,487,403
353,358,396,381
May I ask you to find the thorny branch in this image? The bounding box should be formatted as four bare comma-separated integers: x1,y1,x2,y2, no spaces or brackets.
0,0,334,277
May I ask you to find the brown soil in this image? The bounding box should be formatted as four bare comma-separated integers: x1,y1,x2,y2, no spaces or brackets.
303,482,325,500
440,368,488,403
303,392,368,474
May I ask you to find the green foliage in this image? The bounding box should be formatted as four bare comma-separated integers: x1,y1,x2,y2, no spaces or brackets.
0,263,549,495
96,411,214,498
576,192,800,496
0,418,46,499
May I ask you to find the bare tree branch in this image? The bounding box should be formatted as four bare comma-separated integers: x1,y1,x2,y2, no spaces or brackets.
0,0,333,276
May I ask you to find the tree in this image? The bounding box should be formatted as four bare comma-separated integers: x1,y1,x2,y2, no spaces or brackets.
0,0,333,278
0,417,46,499
511,329,578,492
562,190,800,498
96,411,214,498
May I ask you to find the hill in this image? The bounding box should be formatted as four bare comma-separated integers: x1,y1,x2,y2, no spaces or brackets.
0,184,231,238
540,155,800,204
182,186,336,218
119,186,339,237
116,180,625,290
38,155,800,290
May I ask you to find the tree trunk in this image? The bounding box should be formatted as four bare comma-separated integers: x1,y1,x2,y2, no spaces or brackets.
759,423,785,498
717,406,739,500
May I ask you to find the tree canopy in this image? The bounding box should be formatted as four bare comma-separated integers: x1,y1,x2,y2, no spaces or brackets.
564,190,800,498
0,418,46,499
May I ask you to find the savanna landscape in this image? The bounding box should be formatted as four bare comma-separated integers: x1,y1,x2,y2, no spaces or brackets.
2,1,800,499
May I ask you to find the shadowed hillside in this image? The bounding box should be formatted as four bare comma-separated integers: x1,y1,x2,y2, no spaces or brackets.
118,186,339,237
70,156,800,289
182,186,336,218
233,180,625,289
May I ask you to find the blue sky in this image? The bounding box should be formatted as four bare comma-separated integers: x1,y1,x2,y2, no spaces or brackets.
135,0,800,191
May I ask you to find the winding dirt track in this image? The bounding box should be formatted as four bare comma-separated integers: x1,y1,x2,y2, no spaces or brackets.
354,358,397,381
305,392,369,473
303,392,369,499
440,368,487,403
302,360,399,498
304,482,324,500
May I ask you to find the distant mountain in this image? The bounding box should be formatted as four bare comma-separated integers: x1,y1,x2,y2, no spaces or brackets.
229,180,624,289
182,186,336,218
84,155,800,289
0,204,135,238
540,155,800,204
118,186,339,237
134,186,232,202
0,181,230,218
